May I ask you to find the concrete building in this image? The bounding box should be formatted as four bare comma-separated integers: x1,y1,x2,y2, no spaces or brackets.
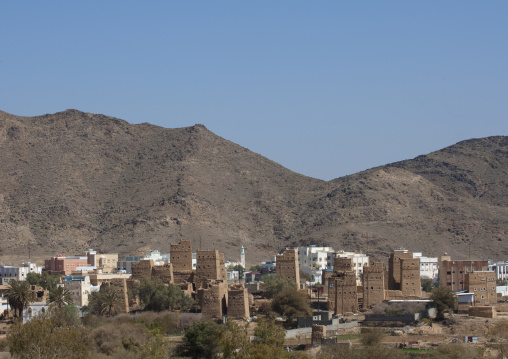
240,245,246,269
86,249,118,273
489,261,508,281
276,248,300,288
117,250,169,273
45,255,88,275
298,246,334,270
419,256,439,282
334,251,369,280
64,274,96,307
438,256,489,291
0,262,42,282
465,271,497,306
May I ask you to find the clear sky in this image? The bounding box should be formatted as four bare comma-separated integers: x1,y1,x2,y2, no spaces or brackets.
1,2,507,180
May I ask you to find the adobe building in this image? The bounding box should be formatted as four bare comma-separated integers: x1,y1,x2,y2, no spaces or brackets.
334,257,354,273
171,240,195,285
327,271,358,315
362,262,386,308
388,250,413,290
170,240,193,271
276,248,301,288
400,258,422,297
465,271,497,306
196,250,227,282
227,284,250,319
438,256,489,291
152,263,174,284
131,259,154,281
197,280,228,319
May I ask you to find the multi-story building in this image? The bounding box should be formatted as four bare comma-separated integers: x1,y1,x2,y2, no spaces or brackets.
277,248,301,288
419,256,439,281
438,256,489,291
45,255,89,275
117,250,170,273
0,262,42,283
465,271,497,306
64,274,98,307
334,251,369,281
489,261,508,281
86,249,118,273
298,246,334,270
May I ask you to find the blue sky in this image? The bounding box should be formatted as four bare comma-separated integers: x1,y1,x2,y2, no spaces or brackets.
1,2,507,180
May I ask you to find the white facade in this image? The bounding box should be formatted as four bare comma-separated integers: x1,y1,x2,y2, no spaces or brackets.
297,246,334,270
490,262,508,281
0,262,42,282
334,251,370,280
64,275,96,307
419,256,439,281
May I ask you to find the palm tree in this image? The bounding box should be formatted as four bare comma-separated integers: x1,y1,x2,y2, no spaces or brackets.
5,280,32,318
49,286,73,308
88,286,122,317
100,289,122,317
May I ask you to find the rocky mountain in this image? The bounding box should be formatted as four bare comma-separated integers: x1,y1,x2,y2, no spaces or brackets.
1,110,507,264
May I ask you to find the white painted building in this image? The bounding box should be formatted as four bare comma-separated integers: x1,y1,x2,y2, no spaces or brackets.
419,256,439,281
0,262,42,282
334,251,370,280
297,246,334,270
489,262,508,281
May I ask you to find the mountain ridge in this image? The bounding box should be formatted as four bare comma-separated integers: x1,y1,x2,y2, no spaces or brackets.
1,109,507,264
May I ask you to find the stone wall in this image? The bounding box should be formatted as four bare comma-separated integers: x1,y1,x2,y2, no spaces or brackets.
468,306,496,318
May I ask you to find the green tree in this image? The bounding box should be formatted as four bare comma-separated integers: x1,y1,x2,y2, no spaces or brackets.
134,278,196,312
26,272,61,292
7,314,91,359
421,278,434,292
49,285,73,308
88,286,123,317
182,320,221,358
262,274,296,299
219,320,251,359
430,287,458,320
232,264,245,280
271,286,312,325
250,318,286,359
5,280,32,318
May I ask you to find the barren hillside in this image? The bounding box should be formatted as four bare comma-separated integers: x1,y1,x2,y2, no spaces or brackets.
1,110,507,264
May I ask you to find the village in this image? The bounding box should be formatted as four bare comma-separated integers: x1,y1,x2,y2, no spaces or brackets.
2,241,508,357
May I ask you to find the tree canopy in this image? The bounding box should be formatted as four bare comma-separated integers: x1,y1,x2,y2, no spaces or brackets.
430,287,458,320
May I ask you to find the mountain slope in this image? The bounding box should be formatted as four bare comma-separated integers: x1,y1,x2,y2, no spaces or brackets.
1,110,507,264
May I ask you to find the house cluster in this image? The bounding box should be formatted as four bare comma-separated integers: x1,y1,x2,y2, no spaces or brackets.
1,241,507,322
